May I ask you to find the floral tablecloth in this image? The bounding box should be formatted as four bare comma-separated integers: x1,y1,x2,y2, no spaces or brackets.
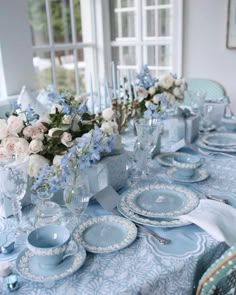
1,150,236,295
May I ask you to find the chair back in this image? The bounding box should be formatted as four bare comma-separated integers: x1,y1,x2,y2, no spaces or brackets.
196,244,236,295
185,78,225,103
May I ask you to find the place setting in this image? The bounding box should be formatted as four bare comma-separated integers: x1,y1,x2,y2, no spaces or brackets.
157,152,210,183
196,132,236,153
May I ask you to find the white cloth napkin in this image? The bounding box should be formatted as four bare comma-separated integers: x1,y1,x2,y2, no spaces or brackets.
179,199,236,246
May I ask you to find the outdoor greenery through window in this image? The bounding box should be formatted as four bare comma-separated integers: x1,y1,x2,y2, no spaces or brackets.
27,0,91,95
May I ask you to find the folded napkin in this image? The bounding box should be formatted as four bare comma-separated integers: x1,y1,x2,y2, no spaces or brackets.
179,199,236,246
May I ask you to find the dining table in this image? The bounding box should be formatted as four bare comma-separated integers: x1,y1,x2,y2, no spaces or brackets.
0,132,236,295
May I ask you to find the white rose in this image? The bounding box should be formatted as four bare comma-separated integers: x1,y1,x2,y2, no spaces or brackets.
137,87,148,102
53,155,64,166
102,108,115,121
7,115,24,133
174,78,182,86
31,128,44,140
0,119,8,140
61,132,73,147
173,87,184,99
2,136,19,153
154,82,159,88
0,146,10,160
50,104,62,114
180,82,187,92
153,96,161,104
74,96,83,103
62,115,72,125
148,86,156,96
101,122,114,135
48,128,62,137
34,120,48,132
29,139,43,154
23,126,34,138
15,138,29,155
158,75,174,90
28,154,49,178
145,101,151,108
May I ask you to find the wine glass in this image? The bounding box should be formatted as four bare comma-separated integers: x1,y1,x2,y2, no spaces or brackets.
63,169,91,228
0,155,28,237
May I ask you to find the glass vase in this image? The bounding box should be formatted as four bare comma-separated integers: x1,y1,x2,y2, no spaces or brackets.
63,169,91,228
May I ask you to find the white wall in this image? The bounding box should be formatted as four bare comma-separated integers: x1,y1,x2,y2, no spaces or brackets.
183,0,236,112
0,0,36,97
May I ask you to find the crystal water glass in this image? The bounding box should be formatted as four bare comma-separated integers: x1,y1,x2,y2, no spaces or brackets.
0,155,28,236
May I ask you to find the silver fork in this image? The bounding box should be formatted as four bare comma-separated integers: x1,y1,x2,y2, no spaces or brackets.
197,147,236,159
112,208,171,245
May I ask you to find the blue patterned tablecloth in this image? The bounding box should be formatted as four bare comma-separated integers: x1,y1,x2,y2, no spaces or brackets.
1,150,236,295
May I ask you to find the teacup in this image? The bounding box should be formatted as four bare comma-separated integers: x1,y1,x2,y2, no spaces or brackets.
221,117,236,132
172,154,204,178
27,225,77,269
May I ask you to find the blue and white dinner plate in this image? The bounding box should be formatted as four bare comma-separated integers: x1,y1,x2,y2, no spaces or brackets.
117,195,191,228
197,138,236,153
124,183,199,219
156,152,188,167
166,167,209,183
15,244,86,283
72,215,137,253
202,133,236,148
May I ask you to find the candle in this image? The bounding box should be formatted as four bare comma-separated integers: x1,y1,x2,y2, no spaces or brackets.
97,78,101,113
90,74,94,114
111,61,117,98
105,77,112,107
117,69,120,100
133,71,137,100
104,78,108,108
122,75,126,104
128,70,132,101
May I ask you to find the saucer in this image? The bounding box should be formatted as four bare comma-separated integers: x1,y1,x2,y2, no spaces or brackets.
166,167,209,183
16,244,86,283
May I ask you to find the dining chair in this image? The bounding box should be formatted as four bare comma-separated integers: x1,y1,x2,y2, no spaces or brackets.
185,78,226,103
196,244,236,295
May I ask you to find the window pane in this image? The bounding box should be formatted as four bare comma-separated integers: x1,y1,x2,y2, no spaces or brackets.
33,51,52,88
145,0,158,5
112,46,136,65
27,0,49,46
158,8,171,36
121,0,135,7
146,46,157,65
110,10,119,40
55,50,76,94
51,0,72,44
158,0,170,5
74,0,83,42
145,10,156,37
121,12,135,37
158,45,171,66
77,49,86,93
158,69,170,76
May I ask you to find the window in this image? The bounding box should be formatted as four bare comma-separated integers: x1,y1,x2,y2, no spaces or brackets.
110,0,183,79
27,0,96,95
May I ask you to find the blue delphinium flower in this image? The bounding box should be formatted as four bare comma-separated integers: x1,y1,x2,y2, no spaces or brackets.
11,102,22,113
136,65,156,89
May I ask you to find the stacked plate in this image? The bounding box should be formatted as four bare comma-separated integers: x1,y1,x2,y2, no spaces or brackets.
197,133,236,153
117,183,200,228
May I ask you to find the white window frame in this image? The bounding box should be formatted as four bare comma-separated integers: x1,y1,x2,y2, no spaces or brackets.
102,0,183,77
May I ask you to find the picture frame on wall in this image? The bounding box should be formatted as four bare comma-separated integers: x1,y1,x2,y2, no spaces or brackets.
226,0,236,49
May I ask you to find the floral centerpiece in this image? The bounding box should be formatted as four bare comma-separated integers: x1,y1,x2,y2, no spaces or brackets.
0,87,119,195
135,65,187,119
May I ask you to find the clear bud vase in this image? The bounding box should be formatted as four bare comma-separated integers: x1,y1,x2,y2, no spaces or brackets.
63,169,91,228
34,188,62,227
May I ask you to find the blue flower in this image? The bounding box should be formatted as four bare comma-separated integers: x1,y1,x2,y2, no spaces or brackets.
136,65,156,89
